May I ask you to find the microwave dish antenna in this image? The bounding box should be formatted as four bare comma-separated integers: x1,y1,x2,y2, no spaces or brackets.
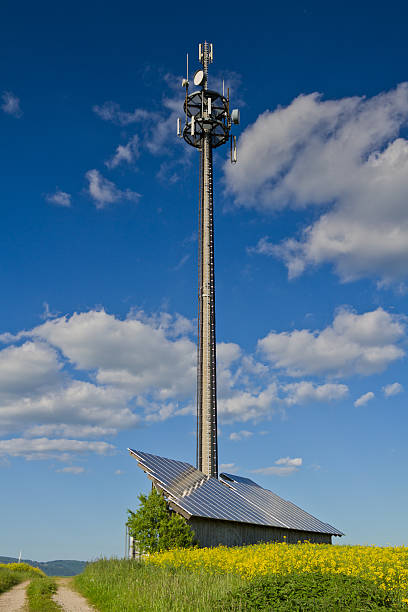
193,69,205,86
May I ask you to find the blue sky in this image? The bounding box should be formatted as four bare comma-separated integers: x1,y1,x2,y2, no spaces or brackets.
1,0,408,561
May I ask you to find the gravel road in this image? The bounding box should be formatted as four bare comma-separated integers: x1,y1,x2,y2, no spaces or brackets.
0,580,29,611
53,578,97,611
0,576,96,612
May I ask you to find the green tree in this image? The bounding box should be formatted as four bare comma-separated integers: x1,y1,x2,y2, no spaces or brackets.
127,487,195,553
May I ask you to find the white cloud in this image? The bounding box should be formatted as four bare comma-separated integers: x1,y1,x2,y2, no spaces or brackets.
383,382,403,397
227,84,408,283
275,456,302,467
0,310,198,434
0,438,115,461
25,424,118,438
115,469,124,475
40,302,60,320
144,401,180,422
85,169,140,209
219,462,236,472
0,341,139,438
0,306,370,447
56,466,84,474
258,307,405,377
106,135,140,169
217,342,242,368
93,102,154,125
0,380,138,434
219,383,279,423
229,430,253,441
354,391,375,407
22,309,196,400
1,91,22,118
0,342,62,400
93,81,187,164
45,190,71,207
251,456,302,476
282,381,348,404
146,90,184,155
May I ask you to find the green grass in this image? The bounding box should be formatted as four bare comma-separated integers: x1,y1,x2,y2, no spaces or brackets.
75,558,406,612
0,567,23,594
26,577,61,611
75,558,244,611
0,563,45,595
0,564,60,611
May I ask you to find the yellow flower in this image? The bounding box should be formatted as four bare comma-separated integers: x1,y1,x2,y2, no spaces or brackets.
146,541,408,604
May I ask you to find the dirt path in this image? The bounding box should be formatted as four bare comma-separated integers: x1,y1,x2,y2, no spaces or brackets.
0,580,29,611
53,578,96,612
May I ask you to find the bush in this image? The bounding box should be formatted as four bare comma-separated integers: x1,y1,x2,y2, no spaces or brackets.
127,487,195,553
217,572,403,610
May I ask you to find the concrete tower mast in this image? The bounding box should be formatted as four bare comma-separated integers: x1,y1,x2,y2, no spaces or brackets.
178,42,239,478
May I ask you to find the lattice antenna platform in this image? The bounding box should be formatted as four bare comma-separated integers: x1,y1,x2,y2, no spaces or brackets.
177,42,240,478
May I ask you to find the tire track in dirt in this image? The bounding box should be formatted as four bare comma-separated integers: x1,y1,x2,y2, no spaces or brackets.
53,578,97,611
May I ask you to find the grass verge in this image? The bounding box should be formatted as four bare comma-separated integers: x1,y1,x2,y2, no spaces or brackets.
0,567,23,594
26,577,61,611
75,558,244,612
0,562,45,594
75,558,406,611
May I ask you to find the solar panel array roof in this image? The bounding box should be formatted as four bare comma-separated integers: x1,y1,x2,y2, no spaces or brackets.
128,449,343,536
220,473,343,535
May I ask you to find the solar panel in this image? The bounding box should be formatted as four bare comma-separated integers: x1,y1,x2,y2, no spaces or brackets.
129,449,285,527
128,449,343,536
132,450,208,497
221,473,259,486
220,473,344,536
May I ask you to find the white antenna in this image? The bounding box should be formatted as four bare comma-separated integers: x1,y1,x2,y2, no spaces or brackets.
191,115,195,135
177,117,181,137
231,135,237,163
210,43,213,63
222,80,225,97
231,109,240,125
198,43,203,62
181,54,189,88
208,97,212,116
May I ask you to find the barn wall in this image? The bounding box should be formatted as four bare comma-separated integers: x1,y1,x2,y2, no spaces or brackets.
188,517,332,547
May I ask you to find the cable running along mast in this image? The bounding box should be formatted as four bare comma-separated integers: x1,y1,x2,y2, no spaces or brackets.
178,42,239,478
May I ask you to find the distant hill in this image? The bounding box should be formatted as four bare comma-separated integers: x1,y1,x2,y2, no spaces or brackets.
0,556,87,576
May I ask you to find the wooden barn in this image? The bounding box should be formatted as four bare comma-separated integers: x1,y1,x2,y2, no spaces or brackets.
128,449,343,547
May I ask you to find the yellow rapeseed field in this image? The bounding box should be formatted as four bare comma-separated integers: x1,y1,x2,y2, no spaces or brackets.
147,542,408,603
0,562,45,576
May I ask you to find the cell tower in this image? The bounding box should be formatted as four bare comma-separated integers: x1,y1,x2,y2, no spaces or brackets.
178,42,240,478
